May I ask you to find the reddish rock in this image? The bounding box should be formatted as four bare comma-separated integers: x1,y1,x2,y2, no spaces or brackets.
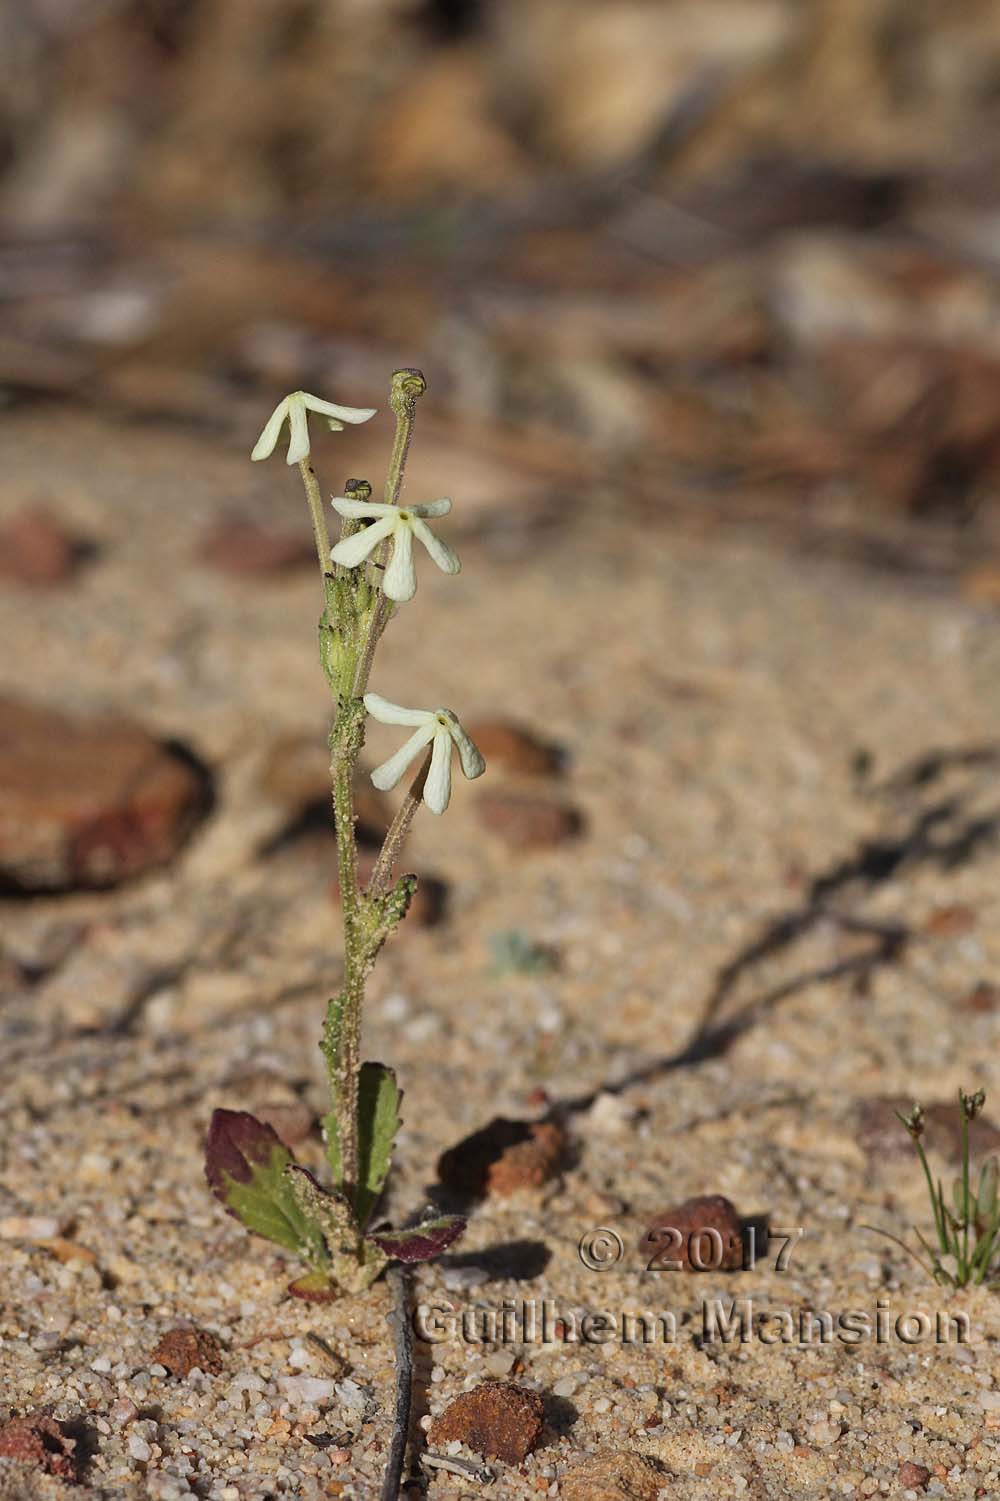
0,697,211,891
437,1117,566,1199
151,1326,224,1377
0,1412,77,1480
963,982,999,1013
0,506,80,587
640,1194,744,1272
898,1461,930,1490
924,904,976,937
428,1382,545,1464
476,791,581,850
465,720,561,777
198,520,315,576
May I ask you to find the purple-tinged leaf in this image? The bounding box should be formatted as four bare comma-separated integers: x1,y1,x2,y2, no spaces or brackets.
287,1271,339,1303
368,1214,467,1264
204,1109,328,1266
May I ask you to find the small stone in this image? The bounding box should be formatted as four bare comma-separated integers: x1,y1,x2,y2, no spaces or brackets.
0,697,210,892
278,1376,337,1406
198,519,315,576
587,1092,636,1136
807,1419,841,1447
109,1398,138,1429
151,1327,224,1378
0,1413,77,1480
962,982,998,1013
437,1117,567,1199
0,506,80,588
476,791,582,850
127,1434,152,1463
464,720,561,777
0,1216,63,1242
898,1462,930,1491
924,904,976,937
428,1382,545,1464
560,1451,664,1501
640,1195,744,1271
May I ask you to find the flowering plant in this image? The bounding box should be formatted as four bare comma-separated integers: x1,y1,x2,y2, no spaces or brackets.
206,371,484,1298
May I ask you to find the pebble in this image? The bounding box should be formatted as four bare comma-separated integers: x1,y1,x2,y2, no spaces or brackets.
0,697,210,891
0,1216,63,1241
808,1419,842,1447
278,1376,337,1406
560,1449,664,1501
437,1116,567,1198
128,1434,152,1463
428,1381,545,1464
898,1462,931,1491
151,1327,225,1378
640,1194,745,1271
0,1412,77,1479
0,505,80,587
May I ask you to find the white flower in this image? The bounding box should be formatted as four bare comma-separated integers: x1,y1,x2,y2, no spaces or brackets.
251,391,376,465
363,693,485,814
329,497,460,602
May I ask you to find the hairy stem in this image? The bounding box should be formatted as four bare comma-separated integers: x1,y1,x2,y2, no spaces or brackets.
368,751,430,901
352,369,426,698
329,696,367,1194
298,458,333,576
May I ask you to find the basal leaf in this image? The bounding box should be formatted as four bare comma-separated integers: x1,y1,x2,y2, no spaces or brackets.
368,1214,467,1264
205,1109,328,1267
355,1062,401,1229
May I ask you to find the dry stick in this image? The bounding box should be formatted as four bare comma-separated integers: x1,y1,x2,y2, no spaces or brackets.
380,1263,414,1501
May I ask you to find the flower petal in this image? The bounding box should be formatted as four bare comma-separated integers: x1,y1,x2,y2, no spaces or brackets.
331,497,395,520
363,694,432,727
448,719,486,781
382,522,416,601
412,498,452,518
330,515,395,569
301,393,377,425
250,399,289,462
285,396,310,465
423,728,453,815
411,517,460,576
370,722,436,791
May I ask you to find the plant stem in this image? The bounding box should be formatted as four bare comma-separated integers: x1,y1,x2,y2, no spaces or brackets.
352,369,426,699
368,751,431,901
329,696,367,1194
298,458,333,575
962,1108,971,1277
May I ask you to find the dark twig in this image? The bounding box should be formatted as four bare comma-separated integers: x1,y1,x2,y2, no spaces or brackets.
380,1263,413,1501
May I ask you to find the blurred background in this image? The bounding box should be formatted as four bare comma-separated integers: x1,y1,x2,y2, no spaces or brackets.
4,0,1000,585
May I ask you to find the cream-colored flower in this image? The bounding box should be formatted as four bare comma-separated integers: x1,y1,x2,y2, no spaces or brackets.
330,497,459,602
251,391,376,465
363,693,485,814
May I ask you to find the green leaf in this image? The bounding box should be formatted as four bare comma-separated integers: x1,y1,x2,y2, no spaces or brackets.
204,1110,328,1268
978,1158,999,1221
355,1062,401,1228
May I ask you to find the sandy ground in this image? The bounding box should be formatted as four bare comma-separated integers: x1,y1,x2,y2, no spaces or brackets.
2,407,1000,1498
